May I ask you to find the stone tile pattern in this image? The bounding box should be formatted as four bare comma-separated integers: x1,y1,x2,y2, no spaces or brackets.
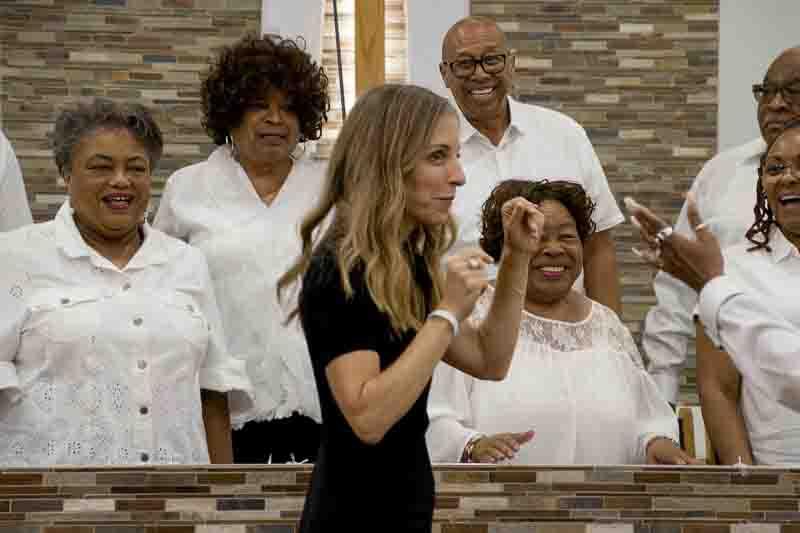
0,465,798,531
473,0,720,403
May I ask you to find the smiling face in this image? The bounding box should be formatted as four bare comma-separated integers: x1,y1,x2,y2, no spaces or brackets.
65,128,151,241
761,126,800,246
404,112,465,227
525,199,583,305
440,20,514,125
758,48,800,145
230,87,300,164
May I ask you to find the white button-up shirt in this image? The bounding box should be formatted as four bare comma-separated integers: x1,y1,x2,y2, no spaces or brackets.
427,287,678,465
154,146,325,427
698,231,800,464
0,203,253,466
644,138,765,403
0,130,32,231
451,97,624,252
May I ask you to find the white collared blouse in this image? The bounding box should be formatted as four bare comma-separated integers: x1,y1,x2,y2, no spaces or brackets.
427,287,678,465
700,231,800,464
154,146,326,427
0,203,253,466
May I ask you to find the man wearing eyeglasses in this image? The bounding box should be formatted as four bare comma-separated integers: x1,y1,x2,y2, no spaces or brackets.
644,46,800,408
439,16,625,314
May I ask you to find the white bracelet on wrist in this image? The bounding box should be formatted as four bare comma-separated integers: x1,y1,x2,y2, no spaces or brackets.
428,309,459,337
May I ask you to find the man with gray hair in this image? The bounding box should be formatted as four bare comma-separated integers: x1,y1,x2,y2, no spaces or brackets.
440,16,624,313
0,130,32,231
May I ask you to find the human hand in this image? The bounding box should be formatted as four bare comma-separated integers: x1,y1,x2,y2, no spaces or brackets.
625,193,725,292
501,197,544,256
440,247,494,322
646,437,701,465
470,430,535,463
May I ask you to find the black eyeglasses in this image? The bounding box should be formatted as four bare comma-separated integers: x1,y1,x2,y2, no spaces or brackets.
442,53,510,79
752,81,800,106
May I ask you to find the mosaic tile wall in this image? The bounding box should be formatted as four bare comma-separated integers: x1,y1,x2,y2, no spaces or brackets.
472,0,720,402
1,0,718,402
0,465,799,531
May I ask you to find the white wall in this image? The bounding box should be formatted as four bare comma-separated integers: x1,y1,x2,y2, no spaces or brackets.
261,0,325,65
718,0,800,151
406,0,470,95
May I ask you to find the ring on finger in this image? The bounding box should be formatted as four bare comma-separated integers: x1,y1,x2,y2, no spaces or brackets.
654,226,674,245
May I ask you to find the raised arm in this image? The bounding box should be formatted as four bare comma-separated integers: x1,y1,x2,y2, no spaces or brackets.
320,198,543,446
444,198,544,380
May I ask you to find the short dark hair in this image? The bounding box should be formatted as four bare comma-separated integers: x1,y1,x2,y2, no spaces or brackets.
479,179,597,262
202,34,330,146
52,98,163,177
748,118,800,251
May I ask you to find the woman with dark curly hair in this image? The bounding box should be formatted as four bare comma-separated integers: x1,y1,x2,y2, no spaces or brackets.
427,179,691,465
154,33,330,464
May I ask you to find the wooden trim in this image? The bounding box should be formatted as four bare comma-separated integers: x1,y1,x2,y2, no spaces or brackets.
355,0,385,96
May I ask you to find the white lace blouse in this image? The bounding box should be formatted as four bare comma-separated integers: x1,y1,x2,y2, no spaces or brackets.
0,203,253,466
154,146,326,427
427,287,678,464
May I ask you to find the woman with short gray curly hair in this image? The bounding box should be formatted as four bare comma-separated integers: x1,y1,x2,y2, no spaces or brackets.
0,98,253,466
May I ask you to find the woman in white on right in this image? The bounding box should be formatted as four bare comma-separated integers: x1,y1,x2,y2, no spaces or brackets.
629,120,800,465
427,179,690,465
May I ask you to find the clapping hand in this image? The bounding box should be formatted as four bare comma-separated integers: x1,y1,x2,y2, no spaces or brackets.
470,430,535,463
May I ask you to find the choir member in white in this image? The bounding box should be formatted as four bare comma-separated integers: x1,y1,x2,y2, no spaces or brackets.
0,99,252,466
427,179,690,465
629,120,800,465
154,34,330,464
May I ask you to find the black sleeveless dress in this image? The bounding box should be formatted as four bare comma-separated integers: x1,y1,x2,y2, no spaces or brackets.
297,241,435,533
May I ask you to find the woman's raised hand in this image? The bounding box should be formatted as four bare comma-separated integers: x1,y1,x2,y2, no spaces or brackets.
440,248,494,322
501,197,544,256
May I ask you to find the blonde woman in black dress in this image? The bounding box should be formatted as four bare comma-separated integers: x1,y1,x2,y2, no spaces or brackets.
278,84,543,532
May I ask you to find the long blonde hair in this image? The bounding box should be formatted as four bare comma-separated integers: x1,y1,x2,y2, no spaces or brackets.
278,84,457,333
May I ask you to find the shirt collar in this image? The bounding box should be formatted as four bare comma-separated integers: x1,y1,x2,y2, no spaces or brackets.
769,227,800,263
739,137,767,167
453,95,525,145
55,201,169,268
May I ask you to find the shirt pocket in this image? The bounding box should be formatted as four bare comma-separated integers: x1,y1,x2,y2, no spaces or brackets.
24,288,104,375
155,291,210,379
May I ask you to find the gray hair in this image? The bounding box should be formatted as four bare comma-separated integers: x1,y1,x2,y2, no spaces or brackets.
52,98,164,177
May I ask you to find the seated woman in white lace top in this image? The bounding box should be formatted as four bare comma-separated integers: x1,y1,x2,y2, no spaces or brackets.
0,99,253,466
427,179,691,465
